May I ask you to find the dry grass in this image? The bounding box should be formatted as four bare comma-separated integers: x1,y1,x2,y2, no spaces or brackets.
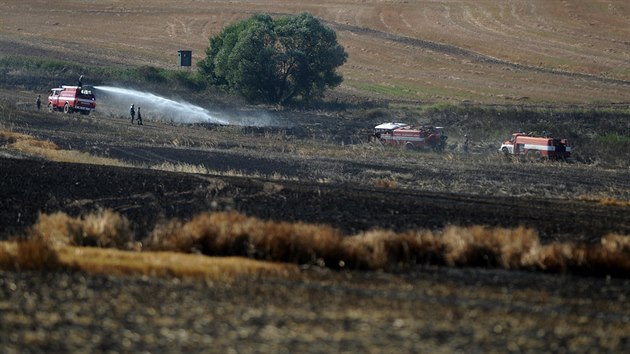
150,162,298,181
146,212,345,267
3,210,630,278
29,210,136,250
150,162,210,174
0,129,129,167
0,239,59,271
577,195,630,208
443,226,541,268
0,241,296,279
0,129,33,143
56,247,297,280
373,178,398,189
599,199,630,207
146,211,630,276
342,229,444,269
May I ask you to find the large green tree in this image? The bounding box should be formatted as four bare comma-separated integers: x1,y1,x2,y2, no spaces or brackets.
198,13,347,104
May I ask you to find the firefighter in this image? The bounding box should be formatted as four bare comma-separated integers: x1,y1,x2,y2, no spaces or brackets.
78,75,83,87
36,95,41,110
463,134,469,153
129,104,135,123
136,107,143,125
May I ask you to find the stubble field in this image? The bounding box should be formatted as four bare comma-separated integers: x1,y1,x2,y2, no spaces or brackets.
1,1,630,353
1,0,629,104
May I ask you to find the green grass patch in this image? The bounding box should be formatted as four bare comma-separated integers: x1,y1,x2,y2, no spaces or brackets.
610,66,630,79
349,80,475,101
0,56,207,92
597,133,630,145
350,82,419,99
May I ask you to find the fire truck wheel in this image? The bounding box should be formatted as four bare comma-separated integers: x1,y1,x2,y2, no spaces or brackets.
405,143,415,151
47,103,53,112
63,103,71,114
501,147,509,155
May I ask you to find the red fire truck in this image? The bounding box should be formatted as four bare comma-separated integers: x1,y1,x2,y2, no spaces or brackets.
47,85,96,115
499,132,571,159
372,122,447,151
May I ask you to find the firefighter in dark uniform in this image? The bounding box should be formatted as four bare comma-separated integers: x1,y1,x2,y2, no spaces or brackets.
129,104,135,123
36,95,41,110
463,134,469,153
136,107,143,125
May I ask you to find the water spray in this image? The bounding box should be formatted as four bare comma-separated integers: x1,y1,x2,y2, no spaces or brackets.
94,86,276,126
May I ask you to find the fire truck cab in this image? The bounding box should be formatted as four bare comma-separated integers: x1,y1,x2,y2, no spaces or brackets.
372,122,447,151
48,85,96,115
499,132,571,159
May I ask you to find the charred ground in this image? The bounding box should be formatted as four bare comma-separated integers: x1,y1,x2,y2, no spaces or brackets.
1,84,629,351
1,1,630,352
1,103,629,243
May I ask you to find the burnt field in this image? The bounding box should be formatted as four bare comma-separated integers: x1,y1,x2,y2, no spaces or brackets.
2,98,630,352
2,104,629,243
3,266,630,353
1,0,630,352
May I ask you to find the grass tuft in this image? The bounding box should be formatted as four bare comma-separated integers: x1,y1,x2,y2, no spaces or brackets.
373,178,398,189
342,230,444,269
146,212,345,267
15,239,60,270
0,129,129,167
145,219,195,253
80,210,135,249
30,212,79,247
29,210,135,250
147,212,630,276
0,242,17,269
4,211,630,278
443,226,540,269
151,162,210,174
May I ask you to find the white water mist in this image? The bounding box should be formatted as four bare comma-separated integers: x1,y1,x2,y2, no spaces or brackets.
94,86,276,126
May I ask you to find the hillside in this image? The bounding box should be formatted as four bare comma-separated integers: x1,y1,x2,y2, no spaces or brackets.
1,0,629,104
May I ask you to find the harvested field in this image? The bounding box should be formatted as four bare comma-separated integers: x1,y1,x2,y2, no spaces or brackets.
1,0,629,104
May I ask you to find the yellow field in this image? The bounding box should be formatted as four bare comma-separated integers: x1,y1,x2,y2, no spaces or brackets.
1,0,629,104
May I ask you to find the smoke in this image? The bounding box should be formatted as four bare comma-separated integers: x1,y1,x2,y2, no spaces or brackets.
93,86,277,126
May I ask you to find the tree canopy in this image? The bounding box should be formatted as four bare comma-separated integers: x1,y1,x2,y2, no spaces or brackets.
198,13,347,104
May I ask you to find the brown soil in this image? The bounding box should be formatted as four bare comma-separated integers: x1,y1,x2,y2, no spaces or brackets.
1,0,629,104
